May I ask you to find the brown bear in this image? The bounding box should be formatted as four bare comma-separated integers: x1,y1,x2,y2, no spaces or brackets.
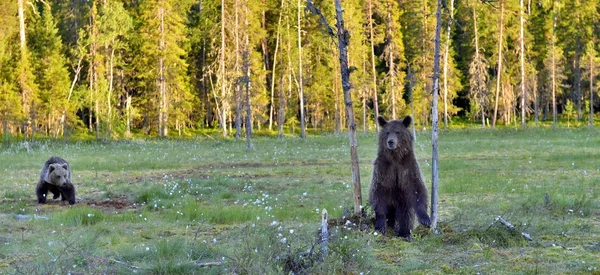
369,116,430,240
36,157,76,205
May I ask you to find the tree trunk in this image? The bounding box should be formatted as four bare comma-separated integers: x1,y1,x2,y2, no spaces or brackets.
220,0,228,137
334,0,362,216
390,44,396,120
261,0,272,131
575,39,582,121
108,46,115,134
442,0,454,129
298,0,306,139
278,72,285,139
158,6,167,137
408,64,417,140
245,4,252,152
590,53,594,128
368,0,379,132
126,92,131,138
430,0,443,232
57,56,83,138
551,5,557,128
472,4,486,129
18,0,30,141
362,55,367,133
533,75,538,125
519,0,526,129
235,0,242,141
492,0,504,129
270,0,284,131
334,48,341,134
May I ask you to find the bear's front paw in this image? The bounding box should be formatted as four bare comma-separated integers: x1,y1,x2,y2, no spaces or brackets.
418,214,431,227
400,235,413,242
374,219,387,235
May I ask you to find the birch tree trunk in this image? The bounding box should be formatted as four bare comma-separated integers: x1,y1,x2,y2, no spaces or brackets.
368,0,379,132
126,92,132,138
219,0,228,137
57,57,83,138
269,0,284,131
18,0,31,141
278,72,285,139
472,4,486,128
551,5,558,128
298,0,306,139
108,46,115,134
442,0,454,130
430,0,443,232
519,0,526,129
235,0,242,141
244,4,252,152
492,0,504,129
18,0,33,141
334,0,362,216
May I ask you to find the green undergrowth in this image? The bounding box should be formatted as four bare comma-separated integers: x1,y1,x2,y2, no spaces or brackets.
0,128,599,274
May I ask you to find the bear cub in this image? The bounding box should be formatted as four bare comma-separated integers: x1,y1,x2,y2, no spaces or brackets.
36,157,76,205
369,116,430,240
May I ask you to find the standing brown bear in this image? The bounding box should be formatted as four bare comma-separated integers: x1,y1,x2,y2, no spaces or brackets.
369,116,430,240
36,157,76,205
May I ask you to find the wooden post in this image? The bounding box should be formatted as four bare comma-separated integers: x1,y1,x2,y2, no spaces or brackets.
334,0,362,216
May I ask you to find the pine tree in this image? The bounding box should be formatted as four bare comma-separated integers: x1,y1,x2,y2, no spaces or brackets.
382,0,406,120
0,1,20,137
28,2,71,137
138,0,194,137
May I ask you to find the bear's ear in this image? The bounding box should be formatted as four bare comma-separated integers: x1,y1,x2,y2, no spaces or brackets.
61,164,68,170
402,116,412,127
377,116,388,127
48,165,55,173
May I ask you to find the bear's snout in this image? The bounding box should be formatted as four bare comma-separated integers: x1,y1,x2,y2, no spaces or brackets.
386,139,397,150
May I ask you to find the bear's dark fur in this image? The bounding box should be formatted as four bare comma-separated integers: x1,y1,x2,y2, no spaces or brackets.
36,157,76,205
369,116,430,239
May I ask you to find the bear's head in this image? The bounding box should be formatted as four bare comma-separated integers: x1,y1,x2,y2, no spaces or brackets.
377,115,413,153
48,163,69,187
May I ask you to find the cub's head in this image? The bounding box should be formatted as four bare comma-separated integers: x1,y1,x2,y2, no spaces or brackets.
48,163,69,187
377,116,413,152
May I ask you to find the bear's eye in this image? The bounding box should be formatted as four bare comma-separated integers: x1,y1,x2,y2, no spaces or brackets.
396,131,400,135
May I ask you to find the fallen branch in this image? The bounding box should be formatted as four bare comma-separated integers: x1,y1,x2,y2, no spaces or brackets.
111,259,142,270
494,216,534,241
193,261,223,267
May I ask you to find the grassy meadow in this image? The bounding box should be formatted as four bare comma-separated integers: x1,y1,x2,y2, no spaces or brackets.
0,127,599,274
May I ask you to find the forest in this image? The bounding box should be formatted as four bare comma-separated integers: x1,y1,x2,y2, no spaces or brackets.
0,0,599,139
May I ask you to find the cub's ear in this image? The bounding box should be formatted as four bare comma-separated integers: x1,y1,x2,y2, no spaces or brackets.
402,116,412,127
48,165,55,173
377,116,388,127
61,164,68,170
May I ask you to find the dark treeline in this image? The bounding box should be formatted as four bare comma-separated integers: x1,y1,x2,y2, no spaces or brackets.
0,0,598,139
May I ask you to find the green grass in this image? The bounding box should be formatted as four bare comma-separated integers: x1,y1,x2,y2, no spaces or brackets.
0,127,599,274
